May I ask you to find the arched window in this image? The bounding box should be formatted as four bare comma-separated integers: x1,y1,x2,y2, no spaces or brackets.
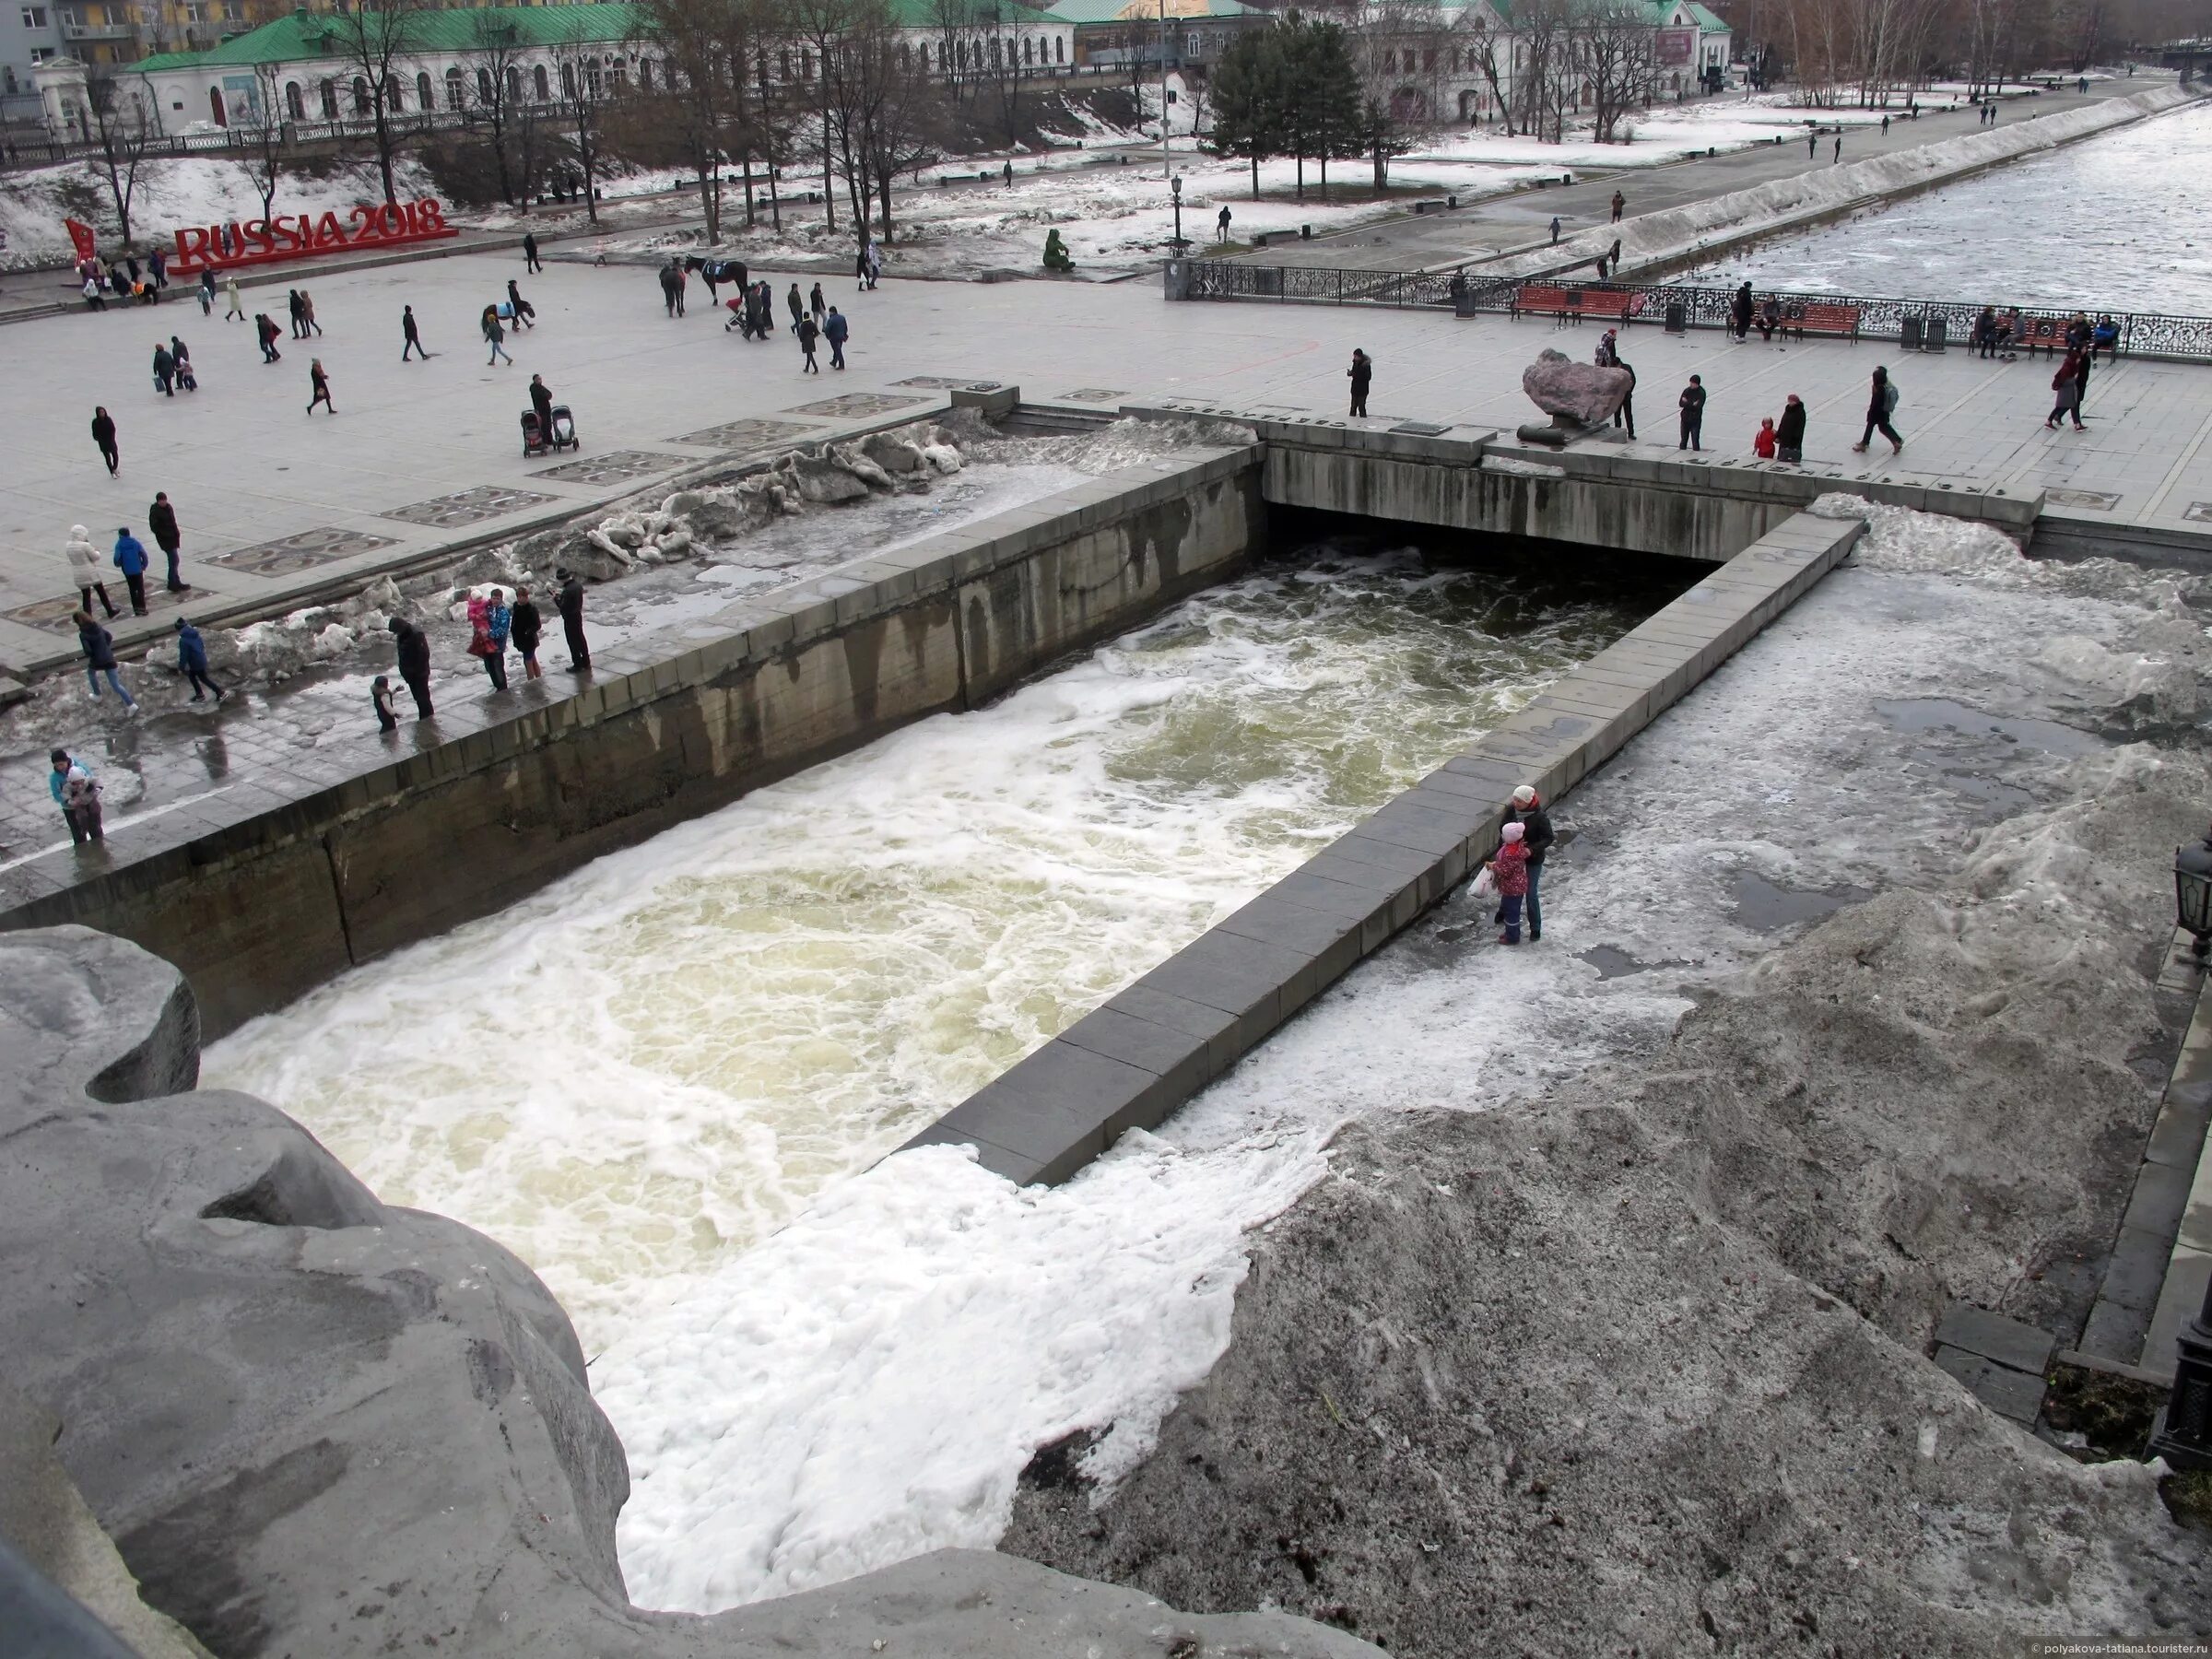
1055,36,1064,63
585,59,602,96
285,79,305,119
560,61,576,100
320,77,337,117
799,51,812,79
505,65,521,101
533,64,549,100
778,48,790,79
415,70,432,109
918,41,929,70
477,66,493,103
639,57,653,91
899,42,910,71
352,75,371,113
444,66,465,110
955,40,966,69
1024,36,1033,64
988,36,999,67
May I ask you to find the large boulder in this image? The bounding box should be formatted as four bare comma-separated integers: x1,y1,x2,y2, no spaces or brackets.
1521,347,1631,427
0,926,1380,1659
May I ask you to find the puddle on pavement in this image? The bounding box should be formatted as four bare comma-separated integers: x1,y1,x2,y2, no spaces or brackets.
1577,943,1698,980
1731,873,1873,934
1873,698,2112,818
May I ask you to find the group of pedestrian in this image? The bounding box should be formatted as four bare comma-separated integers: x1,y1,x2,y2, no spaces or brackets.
1482,784,1554,946
380,572,589,730
150,335,196,396
76,248,168,310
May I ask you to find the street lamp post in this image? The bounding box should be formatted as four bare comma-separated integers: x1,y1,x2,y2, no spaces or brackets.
2177,826,2212,963
2150,1273,2212,1471
1168,171,1187,253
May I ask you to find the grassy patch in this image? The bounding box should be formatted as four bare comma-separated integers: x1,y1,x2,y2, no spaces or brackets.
2042,1361,2161,1459
2160,1468,2212,1534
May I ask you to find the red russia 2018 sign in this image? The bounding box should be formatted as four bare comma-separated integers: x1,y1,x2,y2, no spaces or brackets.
167,198,456,274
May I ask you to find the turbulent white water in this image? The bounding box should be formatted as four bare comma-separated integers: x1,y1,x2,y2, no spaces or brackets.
1683,100,2212,312
206,550,1651,1349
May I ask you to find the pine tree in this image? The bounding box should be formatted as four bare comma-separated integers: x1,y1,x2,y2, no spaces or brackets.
1211,29,1284,202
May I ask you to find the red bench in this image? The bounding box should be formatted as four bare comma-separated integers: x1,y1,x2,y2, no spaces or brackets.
2013,315,2071,356
1780,301,1862,341
1512,284,1634,323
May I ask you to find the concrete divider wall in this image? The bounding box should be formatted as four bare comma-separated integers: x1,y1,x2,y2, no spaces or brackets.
0,443,1264,1036
902,508,1866,1185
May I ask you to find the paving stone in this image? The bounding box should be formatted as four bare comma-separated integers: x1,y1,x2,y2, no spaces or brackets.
2078,1297,2156,1367
2120,1160,2194,1241
2100,1222,2176,1312
1933,1302,2056,1375
1931,1347,2047,1425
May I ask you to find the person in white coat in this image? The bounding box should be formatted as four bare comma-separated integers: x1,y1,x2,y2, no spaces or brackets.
65,524,118,618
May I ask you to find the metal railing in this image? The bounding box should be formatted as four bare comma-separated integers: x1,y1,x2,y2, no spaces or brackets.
1171,257,2212,363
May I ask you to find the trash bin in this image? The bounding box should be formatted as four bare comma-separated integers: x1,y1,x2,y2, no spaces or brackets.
1924,316,1948,352
1665,301,1688,334
1900,314,1924,351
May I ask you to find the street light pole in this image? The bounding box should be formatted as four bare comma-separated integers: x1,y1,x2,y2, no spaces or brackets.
1159,0,1170,181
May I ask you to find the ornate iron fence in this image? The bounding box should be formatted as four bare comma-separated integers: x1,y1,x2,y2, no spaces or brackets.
1171,257,2212,363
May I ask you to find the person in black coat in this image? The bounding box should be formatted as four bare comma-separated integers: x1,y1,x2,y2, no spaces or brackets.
387,615,433,718
1775,394,1807,464
510,586,544,679
1731,281,1754,340
556,571,590,672
1677,374,1706,451
1611,359,1637,439
90,406,119,475
529,373,555,433
1500,784,1556,942
147,490,188,591
1347,348,1372,418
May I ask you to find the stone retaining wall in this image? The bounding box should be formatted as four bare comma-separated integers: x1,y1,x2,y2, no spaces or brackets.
0,443,1263,1036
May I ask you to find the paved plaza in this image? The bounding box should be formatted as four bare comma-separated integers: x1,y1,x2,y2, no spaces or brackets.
5,221,2212,866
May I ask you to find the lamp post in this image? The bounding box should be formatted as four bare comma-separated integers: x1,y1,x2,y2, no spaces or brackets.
2177,826,2212,963
2150,1274,2212,1471
1168,171,1187,253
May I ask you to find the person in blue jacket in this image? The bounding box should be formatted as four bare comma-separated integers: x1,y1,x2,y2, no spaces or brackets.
50,747,105,844
823,305,849,371
112,526,151,616
74,609,135,709
174,618,225,703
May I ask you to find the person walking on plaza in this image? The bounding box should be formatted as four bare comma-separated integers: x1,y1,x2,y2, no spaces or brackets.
170,335,195,391
90,406,122,476
1754,416,1778,458
147,491,189,593
1677,374,1706,451
174,618,224,702
371,675,399,734
1488,820,1531,945
306,358,335,414
402,303,428,360
224,274,243,321
300,289,323,335
1881,113,1890,135
506,279,536,328
824,305,849,370
2074,343,2094,415
797,312,821,373
511,586,543,679
809,281,826,325
148,245,167,291
1610,189,1625,222
557,570,590,672
387,615,434,718
1504,784,1553,941
1612,357,1637,439
1775,393,1806,464
152,340,176,397
51,748,104,845
112,525,150,615
1852,365,1902,453
483,308,513,366
787,282,806,335
1347,347,1372,418
524,230,543,274
1218,205,1232,241
75,610,135,709
255,313,282,362
286,288,305,339
1832,135,1842,162
1730,281,1754,341
1549,214,1560,243
1808,129,1818,159
65,524,117,618
198,267,217,315
2046,348,2088,430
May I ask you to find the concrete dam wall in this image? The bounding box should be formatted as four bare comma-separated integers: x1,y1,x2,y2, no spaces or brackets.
0,442,1262,1038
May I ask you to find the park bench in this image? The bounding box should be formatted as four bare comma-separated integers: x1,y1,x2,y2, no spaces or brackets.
1780,301,1862,342
1512,284,1634,323
2014,315,2072,356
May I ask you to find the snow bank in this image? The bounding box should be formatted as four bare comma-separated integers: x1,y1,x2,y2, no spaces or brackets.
0,154,436,268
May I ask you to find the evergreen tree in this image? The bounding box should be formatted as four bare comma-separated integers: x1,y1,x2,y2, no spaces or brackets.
1211,29,1284,202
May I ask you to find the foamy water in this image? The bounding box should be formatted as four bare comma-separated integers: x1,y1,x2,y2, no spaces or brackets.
1683,100,2212,312
205,548,1656,1352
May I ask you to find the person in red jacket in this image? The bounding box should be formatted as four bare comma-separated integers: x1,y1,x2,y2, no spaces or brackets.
1489,821,1531,945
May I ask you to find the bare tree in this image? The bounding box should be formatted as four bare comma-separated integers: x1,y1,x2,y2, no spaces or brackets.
84,72,159,243
1515,0,1573,142
466,10,532,205
324,0,428,204
1469,13,1519,133
545,24,611,224
1573,0,1657,142
236,61,287,223
641,0,735,239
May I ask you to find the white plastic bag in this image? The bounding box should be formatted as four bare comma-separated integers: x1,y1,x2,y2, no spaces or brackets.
1470,865,1499,901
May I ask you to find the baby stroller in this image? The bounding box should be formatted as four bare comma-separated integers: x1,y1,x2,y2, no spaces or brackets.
521,409,548,456
547,406,579,452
